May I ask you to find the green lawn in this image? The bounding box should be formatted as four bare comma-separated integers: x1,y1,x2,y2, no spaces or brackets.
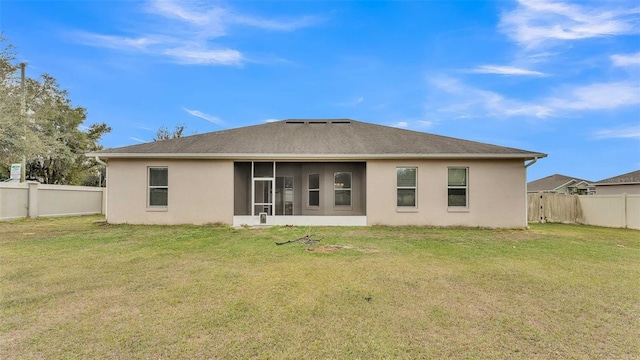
1,216,639,359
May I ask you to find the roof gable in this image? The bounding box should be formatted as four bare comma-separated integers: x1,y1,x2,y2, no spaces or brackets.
527,174,592,192
91,119,546,160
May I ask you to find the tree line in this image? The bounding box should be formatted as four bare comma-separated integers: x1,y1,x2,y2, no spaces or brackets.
0,33,110,185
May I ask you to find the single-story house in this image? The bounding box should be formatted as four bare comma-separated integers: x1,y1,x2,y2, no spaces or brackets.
88,119,546,228
593,170,640,195
527,174,594,195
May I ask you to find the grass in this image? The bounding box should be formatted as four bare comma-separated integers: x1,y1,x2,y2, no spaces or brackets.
1,216,639,359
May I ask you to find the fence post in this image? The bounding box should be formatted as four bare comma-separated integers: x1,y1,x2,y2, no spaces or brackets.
27,181,39,219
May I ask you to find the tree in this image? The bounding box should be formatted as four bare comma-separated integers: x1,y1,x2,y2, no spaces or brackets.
0,36,31,180
0,33,111,184
154,124,187,141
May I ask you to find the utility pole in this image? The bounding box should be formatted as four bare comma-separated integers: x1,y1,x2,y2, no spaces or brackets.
20,63,26,183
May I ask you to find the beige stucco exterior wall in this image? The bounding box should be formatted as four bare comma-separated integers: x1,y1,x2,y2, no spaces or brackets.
366,159,527,228
595,184,640,195
106,159,234,225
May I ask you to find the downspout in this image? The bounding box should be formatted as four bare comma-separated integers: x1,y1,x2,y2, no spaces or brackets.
524,157,538,168
95,156,108,221
524,157,539,228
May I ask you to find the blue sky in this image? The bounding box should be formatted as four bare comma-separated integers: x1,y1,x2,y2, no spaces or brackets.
1,0,638,182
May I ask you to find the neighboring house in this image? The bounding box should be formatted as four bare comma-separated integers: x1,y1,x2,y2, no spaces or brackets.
527,174,594,195
88,119,546,228
593,170,640,195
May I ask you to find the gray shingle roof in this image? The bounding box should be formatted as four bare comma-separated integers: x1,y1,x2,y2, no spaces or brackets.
90,119,546,160
527,174,591,192
594,170,640,185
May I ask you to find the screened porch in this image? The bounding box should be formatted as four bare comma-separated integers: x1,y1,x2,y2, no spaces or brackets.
233,161,367,226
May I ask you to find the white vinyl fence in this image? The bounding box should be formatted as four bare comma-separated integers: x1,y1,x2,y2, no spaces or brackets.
0,182,104,221
528,192,640,230
579,194,640,230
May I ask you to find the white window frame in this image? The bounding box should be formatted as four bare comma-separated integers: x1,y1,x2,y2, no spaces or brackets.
148,166,168,208
334,171,352,208
447,167,468,208
308,173,320,207
397,167,417,208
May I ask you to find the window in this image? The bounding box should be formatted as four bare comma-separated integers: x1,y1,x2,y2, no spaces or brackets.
397,167,417,207
148,167,168,207
308,174,320,207
334,172,352,207
448,167,468,207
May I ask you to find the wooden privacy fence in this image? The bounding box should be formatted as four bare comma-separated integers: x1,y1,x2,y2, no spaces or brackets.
528,192,640,230
528,193,582,224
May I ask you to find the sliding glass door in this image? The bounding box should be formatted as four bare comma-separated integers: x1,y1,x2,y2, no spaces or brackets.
275,176,294,215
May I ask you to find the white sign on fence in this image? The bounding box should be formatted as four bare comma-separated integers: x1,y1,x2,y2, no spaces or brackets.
10,163,21,181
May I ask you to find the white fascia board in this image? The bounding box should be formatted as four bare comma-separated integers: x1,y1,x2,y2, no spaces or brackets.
555,179,578,190
86,152,548,161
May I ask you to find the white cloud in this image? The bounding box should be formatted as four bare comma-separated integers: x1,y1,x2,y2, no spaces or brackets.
183,108,224,125
72,32,165,51
429,76,553,119
547,81,640,111
73,30,244,66
166,48,243,66
428,76,638,119
149,0,322,32
70,31,243,66
500,0,640,49
417,120,434,128
611,52,640,67
130,137,148,143
231,14,322,31
592,125,640,140
470,65,546,76
73,0,323,66
391,121,409,128
265,119,280,123
149,0,223,26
